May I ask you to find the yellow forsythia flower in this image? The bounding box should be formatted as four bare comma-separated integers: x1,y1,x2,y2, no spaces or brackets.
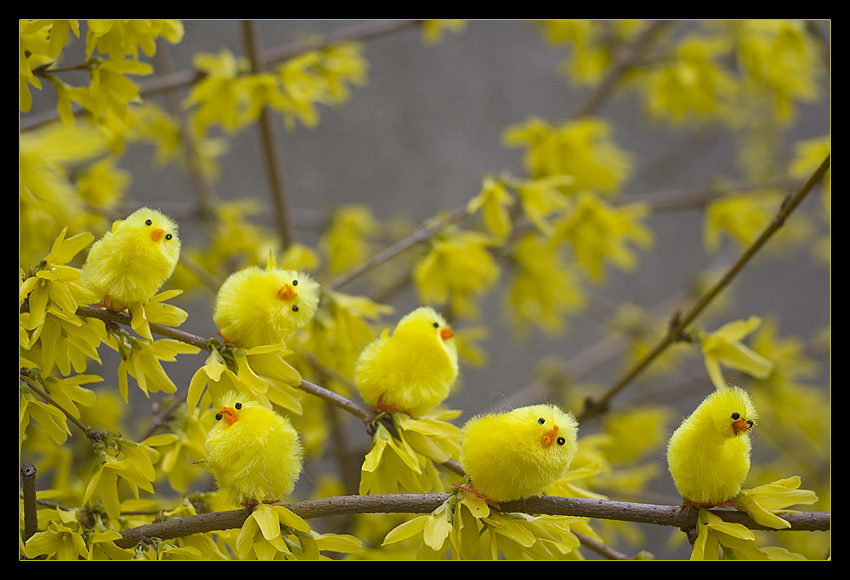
503,117,632,197
698,316,774,390
414,229,500,318
550,193,653,283
505,232,586,337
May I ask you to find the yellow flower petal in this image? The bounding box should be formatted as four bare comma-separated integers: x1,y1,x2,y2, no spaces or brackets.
382,514,428,545
423,513,452,550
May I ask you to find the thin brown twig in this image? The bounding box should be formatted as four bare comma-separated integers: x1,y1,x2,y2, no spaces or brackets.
153,38,219,209
578,154,830,422
73,303,465,477
20,370,103,442
110,493,830,550
20,20,421,132
139,20,420,98
20,464,40,543
617,175,801,212
327,203,471,291
569,20,673,119
75,305,212,349
71,306,369,417
261,20,420,64
242,20,294,249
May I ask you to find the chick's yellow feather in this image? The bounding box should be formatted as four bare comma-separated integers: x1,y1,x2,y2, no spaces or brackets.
213,263,320,348
80,207,181,310
458,403,578,503
666,385,758,505
204,390,303,506
354,306,459,417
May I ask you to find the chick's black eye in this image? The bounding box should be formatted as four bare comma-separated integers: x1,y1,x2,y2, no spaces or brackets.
292,305,299,312
433,322,439,328
557,436,566,446
747,420,753,427
165,233,172,240
538,417,545,425
292,280,298,286
145,219,152,226
235,402,242,410
731,412,740,420
215,413,222,421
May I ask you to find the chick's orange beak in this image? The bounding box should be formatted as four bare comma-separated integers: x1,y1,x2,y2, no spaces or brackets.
732,418,753,435
440,328,453,341
278,283,296,301
151,228,165,242
541,424,560,447
218,407,239,426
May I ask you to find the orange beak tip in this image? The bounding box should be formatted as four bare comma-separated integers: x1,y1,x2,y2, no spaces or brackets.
220,407,239,426
542,425,560,447
151,228,165,242
440,328,454,340
278,284,296,301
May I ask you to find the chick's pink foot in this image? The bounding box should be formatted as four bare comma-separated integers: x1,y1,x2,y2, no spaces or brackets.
452,482,501,510
94,295,127,312
370,395,401,414
679,499,737,511
241,499,281,510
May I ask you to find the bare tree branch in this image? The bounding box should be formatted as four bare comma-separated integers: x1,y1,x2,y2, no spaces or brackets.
111,493,830,549
578,154,831,422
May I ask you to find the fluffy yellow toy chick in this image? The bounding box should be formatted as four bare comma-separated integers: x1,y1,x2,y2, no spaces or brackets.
666,385,758,506
213,260,320,348
204,390,304,507
354,306,459,417
456,403,579,507
80,207,181,310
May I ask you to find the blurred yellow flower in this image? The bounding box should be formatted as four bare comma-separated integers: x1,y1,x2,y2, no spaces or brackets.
320,204,379,275
85,19,183,60
503,117,632,197
733,19,821,122
421,20,466,45
414,229,499,318
512,175,573,235
505,232,586,337
550,193,653,283
698,316,774,389
641,34,738,124
467,176,514,238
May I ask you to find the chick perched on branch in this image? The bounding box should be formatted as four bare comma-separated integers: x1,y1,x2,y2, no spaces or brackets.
456,403,579,508
80,207,181,311
354,306,459,417
666,385,758,506
213,257,320,348
204,390,303,507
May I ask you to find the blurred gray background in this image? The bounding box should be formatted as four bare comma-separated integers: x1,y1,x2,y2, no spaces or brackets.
25,20,830,559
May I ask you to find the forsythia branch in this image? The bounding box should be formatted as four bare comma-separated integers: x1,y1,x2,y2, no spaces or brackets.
241,20,294,249
569,20,673,119
21,370,104,443
579,154,831,421
20,464,39,544
327,203,472,291
111,493,830,549
76,305,211,349
72,305,465,476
